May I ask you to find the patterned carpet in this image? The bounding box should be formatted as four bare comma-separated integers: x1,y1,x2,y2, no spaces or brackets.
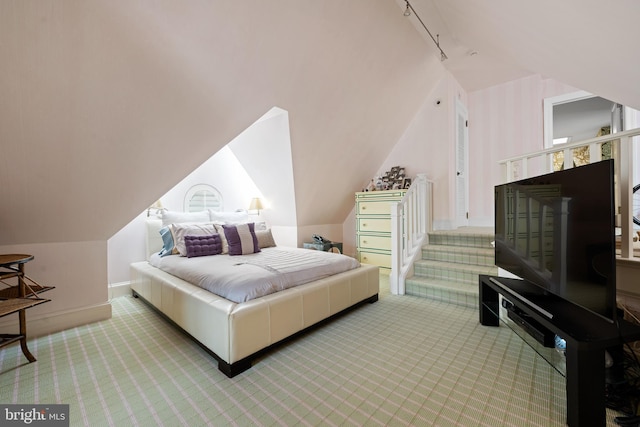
0,277,622,426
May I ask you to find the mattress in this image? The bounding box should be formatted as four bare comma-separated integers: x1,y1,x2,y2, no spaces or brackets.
149,247,360,303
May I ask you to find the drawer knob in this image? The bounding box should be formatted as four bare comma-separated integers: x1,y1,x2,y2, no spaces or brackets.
362,206,366,210
362,223,367,227
362,240,367,244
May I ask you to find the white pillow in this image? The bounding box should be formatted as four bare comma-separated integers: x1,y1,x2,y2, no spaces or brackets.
162,210,210,227
170,223,217,256
209,210,250,224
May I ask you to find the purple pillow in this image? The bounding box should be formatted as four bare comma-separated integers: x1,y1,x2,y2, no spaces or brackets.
222,223,260,255
184,234,222,258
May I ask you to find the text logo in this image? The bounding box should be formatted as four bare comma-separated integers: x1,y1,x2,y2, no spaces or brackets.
1,405,69,426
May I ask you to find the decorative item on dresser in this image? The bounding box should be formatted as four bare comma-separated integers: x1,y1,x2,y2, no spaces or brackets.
355,189,407,270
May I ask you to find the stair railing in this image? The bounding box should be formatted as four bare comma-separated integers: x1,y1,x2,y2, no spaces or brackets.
390,173,433,294
499,127,640,260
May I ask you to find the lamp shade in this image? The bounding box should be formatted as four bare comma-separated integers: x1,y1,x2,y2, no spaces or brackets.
249,198,264,211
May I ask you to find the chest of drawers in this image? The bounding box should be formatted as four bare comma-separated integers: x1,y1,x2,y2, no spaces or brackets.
355,190,406,270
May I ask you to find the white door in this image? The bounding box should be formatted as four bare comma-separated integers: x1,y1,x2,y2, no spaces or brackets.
455,100,469,227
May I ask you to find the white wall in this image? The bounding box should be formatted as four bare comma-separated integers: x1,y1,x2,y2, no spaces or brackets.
467,75,581,224
229,107,296,230
107,109,294,285
107,146,262,284
0,241,111,337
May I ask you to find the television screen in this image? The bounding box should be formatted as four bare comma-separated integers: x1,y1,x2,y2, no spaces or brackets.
494,159,616,322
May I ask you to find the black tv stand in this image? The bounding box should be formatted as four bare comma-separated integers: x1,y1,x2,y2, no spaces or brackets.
504,302,555,348
480,274,640,427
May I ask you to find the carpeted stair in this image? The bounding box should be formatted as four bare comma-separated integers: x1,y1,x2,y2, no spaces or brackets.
405,227,498,308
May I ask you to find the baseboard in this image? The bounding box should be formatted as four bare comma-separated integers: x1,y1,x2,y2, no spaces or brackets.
432,220,454,231
109,281,132,300
0,302,112,339
433,219,494,230
469,218,494,228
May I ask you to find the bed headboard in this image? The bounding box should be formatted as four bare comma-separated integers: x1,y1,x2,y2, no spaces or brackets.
145,219,164,259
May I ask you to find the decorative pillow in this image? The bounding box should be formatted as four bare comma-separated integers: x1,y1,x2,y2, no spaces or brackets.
209,210,250,224
170,223,217,256
161,210,210,227
214,224,229,254
255,229,276,249
222,223,260,255
158,226,175,257
184,234,222,258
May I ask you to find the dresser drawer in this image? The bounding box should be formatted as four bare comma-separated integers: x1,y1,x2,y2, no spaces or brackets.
357,200,394,216
358,235,391,251
357,218,391,233
358,251,391,269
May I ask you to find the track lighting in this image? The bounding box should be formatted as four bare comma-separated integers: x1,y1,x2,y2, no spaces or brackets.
402,0,448,62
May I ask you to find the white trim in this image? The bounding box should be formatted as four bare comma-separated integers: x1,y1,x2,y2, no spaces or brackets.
0,302,112,339
109,281,132,300
454,98,469,228
432,219,454,231
543,90,594,149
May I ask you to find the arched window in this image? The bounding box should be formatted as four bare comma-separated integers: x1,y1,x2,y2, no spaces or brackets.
184,184,223,213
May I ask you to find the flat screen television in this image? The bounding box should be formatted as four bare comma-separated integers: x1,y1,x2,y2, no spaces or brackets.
494,159,617,323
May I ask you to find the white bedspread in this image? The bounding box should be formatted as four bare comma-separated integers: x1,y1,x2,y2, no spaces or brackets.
148,247,360,303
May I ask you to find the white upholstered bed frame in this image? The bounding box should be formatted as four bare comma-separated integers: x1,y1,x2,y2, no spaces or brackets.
130,219,379,377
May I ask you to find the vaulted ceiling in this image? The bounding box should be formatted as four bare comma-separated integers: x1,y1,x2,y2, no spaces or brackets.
426,0,640,109
1,0,639,247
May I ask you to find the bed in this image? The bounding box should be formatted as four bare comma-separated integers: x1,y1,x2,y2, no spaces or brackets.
130,216,379,377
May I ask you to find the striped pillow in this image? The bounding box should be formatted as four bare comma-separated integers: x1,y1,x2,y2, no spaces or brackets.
222,223,260,255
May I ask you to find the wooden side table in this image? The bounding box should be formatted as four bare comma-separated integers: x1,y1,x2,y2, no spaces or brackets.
0,254,54,363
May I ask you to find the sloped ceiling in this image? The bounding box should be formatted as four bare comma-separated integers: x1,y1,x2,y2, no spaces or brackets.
427,0,640,109
0,0,438,245
2,0,639,247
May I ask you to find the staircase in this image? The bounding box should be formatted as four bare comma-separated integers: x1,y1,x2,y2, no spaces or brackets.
404,227,498,308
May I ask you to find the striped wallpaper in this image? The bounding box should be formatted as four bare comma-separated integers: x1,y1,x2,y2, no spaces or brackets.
467,75,579,224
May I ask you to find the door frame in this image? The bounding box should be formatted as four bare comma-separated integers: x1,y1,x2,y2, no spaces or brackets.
542,90,594,149
455,99,469,228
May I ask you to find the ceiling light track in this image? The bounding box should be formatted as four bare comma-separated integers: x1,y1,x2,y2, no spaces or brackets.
403,0,448,62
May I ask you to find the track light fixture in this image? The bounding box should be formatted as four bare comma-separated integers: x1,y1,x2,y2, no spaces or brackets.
402,0,448,62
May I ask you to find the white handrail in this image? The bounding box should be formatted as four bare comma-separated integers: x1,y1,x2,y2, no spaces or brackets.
499,127,640,260
390,173,433,294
